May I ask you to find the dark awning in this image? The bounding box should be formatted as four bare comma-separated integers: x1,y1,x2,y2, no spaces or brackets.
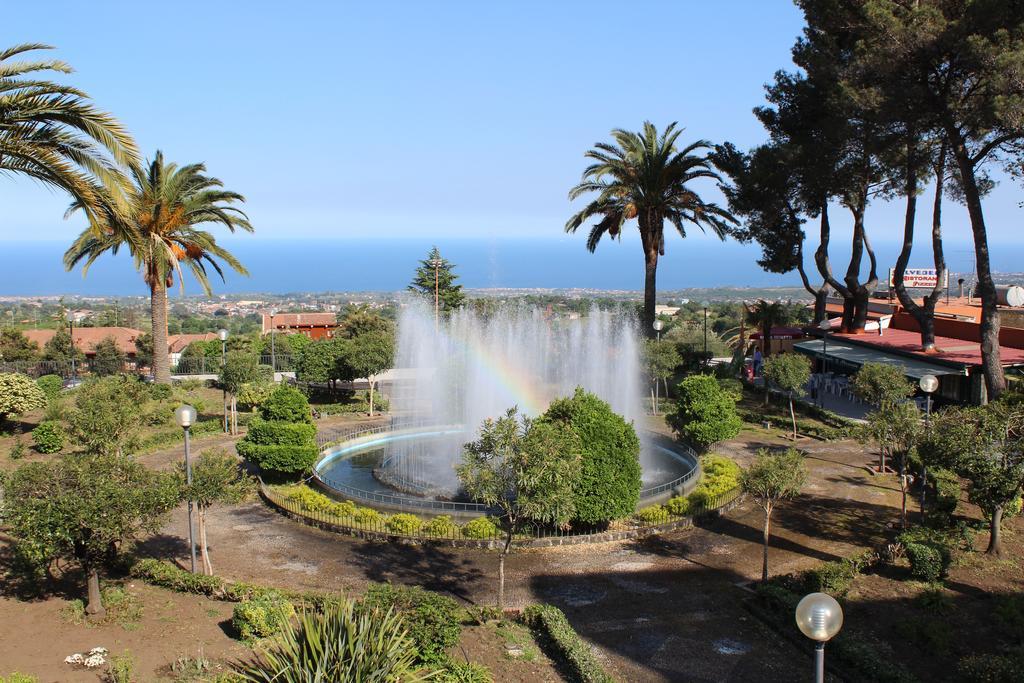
793,338,967,379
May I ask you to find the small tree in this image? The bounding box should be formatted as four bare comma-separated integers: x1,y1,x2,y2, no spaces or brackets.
0,373,46,427
336,305,395,339
861,402,921,527
458,408,580,608
642,339,681,415
176,449,252,575
236,385,318,477
68,375,151,455
134,331,154,369
220,351,260,434
741,448,807,583
762,353,811,439
90,335,126,376
296,338,341,389
924,403,1024,556
408,246,466,314
0,453,177,617
851,362,914,410
669,374,742,449
341,332,394,416
42,328,84,366
0,329,39,362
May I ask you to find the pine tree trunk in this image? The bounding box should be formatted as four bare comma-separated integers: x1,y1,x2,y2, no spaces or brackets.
987,505,1004,556
151,280,171,384
947,127,1005,400
762,506,772,584
85,566,105,618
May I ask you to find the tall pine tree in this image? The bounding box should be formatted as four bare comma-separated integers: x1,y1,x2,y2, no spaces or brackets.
408,246,466,313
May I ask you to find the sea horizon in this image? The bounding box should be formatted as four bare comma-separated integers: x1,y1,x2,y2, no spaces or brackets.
2,236,1020,297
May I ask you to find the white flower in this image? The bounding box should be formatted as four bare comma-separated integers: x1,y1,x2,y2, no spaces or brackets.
83,653,106,668
64,653,84,665
88,647,108,655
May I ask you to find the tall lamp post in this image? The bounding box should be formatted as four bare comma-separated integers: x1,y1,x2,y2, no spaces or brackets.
652,319,664,415
268,309,277,374
174,404,199,574
700,300,710,362
817,318,832,406
218,329,229,433
796,592,844,683
919,374,939,513
67,310,77,382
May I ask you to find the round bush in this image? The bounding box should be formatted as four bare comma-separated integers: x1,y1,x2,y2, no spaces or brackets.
423,515,458,537
31,421,65,454
385,513,423,536
259,385,314,423
462,516,499,539
232,592,295,641
35,374,63,402
665,496,691,516
904,543,945,582
635,505,669,524
353,507,381,524
669,374,742,449
540,387,641,524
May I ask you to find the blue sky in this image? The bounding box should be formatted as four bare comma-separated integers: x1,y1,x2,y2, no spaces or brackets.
0,1,1020,254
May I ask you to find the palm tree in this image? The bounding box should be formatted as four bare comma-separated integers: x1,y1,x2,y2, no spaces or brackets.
566,122,736,333
746,299,786,357
0,43,137,217
64,152,252,383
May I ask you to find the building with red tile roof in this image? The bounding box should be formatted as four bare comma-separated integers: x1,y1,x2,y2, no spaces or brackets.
261,312,338,340
22,327,144,357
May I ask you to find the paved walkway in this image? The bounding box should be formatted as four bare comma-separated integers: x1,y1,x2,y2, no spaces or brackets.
147,435,898,682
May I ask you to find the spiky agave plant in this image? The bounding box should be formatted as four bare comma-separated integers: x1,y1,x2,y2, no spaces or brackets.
234,599,434,682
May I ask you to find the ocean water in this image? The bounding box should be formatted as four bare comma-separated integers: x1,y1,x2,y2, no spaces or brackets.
0,237,1019,296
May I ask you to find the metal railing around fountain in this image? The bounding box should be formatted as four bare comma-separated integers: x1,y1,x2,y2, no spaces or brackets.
638,437,701,499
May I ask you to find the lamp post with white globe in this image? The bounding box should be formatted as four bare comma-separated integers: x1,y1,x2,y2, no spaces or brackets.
796,592,844,683
652,320,664,414
218,329,229,433
700,300,711,361
918,374,939,513
174,404,199,574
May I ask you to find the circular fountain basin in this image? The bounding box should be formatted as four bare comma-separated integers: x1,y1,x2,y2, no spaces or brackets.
314,425,700,516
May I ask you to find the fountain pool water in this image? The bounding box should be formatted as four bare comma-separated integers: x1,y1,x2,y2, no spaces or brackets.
315,302,699,513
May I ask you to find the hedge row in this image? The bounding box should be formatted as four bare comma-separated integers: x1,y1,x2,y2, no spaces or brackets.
633,454,741,524
522,604,615,683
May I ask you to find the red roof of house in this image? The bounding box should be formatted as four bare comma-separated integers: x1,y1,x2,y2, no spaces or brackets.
22,327,144,356
167,332,220,354
829,327,1024,368
262,312,336,334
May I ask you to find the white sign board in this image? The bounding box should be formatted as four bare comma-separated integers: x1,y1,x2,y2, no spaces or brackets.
888,268,948,289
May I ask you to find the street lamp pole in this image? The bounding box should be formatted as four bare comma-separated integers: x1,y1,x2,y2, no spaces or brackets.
919,374,939,514
700,300,710,363
174,404,199,574
796,592,844,683
818,319,832,407
652,319,664,415
219,329,229,433
67,312,76,382
269,309,277,374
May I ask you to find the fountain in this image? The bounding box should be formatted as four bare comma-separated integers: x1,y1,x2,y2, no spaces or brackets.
315,301,698,514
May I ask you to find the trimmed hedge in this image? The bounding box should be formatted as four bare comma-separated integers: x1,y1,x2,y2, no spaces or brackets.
522,604,615,683
244,418,316,446
237,414,318,476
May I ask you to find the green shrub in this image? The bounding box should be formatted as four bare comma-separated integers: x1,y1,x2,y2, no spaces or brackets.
233,599,421,682
928,467,961,525
423,515,459,537
283,485,334,513
893,615,952,651
665,495,691,516
801,559,858,597
957,653,1024,682
35,374,62,402
831,635,917,683
437,661,493,683
385,513,423,536
522,604,614,683
0,674,38,683
540,387,642,524
237,442,319,475
245,418,317,446
147,383,173,401
353,506,381,524
8,437,25,460
898,528,953,582
232,592,295,641
31,421,64,454
994,594,1024,633
634,505,669,524
259,385,314,424
362,583,461,666
105,651,135,683
687,454,741,509
330,499,358,518
131,558,227,596
669,374,742,449
462,516,499,539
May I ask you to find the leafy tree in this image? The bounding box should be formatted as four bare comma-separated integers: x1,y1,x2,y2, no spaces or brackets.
741,448,807,583
407,246,466,314
458,408,580,608
0,373,46,426
65,151,252,384
296,338,342,387
0,453,176,617
642,339,681,415
220,351,260,434
566,122,736,334
541,387,642,524
861,402,921,528
0,44,138,221
0,329,39,363
669,374,742,449
746,300,787,358
762,353,812,439
42,328,84,367
336,305,394,339
176,449,251,575
851,362,915,410
133,331,153,369
35,374,63,403
924,402,1024,556
237,381,274,412
68,375,151,455
89,335,125,376
340,332,394,416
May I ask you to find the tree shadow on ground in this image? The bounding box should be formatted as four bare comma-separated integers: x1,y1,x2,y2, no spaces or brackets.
345,540,486,604
134,533,193,571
